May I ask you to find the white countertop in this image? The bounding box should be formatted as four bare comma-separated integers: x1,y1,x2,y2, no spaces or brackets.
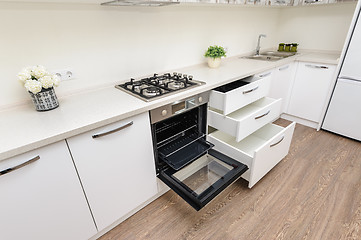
0,51,340,161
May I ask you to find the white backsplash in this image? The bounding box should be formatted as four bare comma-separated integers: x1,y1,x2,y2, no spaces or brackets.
0,2,356,109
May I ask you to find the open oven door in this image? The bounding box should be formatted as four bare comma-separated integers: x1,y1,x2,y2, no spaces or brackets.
158,148,248,211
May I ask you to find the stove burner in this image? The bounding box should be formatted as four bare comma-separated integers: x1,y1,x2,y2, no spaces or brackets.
142,87,162,97
116,72,204,102
167,81,185,90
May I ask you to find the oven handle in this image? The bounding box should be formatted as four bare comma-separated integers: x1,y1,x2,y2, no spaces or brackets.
92,121,133,139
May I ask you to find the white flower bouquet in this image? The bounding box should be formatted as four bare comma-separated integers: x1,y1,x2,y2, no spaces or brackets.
18,65,60,111
18,65,60,94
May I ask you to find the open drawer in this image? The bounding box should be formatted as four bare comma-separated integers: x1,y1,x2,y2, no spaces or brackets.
209,71,272,115
158,149,248,211
207,122,295,188
208,97,282,142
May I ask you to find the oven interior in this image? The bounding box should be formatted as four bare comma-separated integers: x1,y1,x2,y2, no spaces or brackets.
152,105,209,173
151,103,248,210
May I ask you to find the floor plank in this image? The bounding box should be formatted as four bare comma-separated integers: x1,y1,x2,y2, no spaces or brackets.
98,121,361,240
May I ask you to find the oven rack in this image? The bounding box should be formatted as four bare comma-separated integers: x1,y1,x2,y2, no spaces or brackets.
158,132,214,171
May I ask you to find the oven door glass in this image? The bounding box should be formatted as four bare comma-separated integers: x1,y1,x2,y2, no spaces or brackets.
158,149,248,211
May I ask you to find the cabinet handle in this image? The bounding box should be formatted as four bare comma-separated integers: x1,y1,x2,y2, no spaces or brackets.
305,64,328,69
279,65,290,71
339,76,360,82
0,155,40,176
92,121,133,139
304,0,317,3
243,86,259,94
259,72,271,78
255,110,271,120
270,136,285,148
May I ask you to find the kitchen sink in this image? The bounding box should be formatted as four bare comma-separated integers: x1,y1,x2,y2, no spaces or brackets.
243,51,297,61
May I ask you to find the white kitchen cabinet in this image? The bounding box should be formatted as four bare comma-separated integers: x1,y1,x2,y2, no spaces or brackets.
209,122,295,188
66,112,158,232
209,70,273,115
0,141,97,240
208,97,282,142
245,0,267,5
301,0,328,5
269,0,293,6
0,0,104,3
268,63,296,113
287,62,336,123
208,71,295,188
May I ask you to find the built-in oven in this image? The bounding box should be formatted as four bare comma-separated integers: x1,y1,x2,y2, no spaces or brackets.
150,92,248,211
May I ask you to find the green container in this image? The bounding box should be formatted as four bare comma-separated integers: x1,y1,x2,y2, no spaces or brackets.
278,43,285,52
291,43,298,52
284,44,291,52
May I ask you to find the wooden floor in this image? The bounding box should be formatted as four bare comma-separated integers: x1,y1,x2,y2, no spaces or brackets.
99,120,361,240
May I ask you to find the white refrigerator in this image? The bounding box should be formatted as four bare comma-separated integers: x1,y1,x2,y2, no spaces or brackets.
322,7,361,141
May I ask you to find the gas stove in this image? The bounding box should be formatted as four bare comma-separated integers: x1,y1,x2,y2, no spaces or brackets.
115,72,205,102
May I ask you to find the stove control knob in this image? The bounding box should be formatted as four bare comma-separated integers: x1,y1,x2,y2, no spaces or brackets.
189,75,193,80
198,97,203,103
173,72,177,76
161,109,168,116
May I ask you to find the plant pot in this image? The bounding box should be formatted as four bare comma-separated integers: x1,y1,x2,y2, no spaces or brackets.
29,87,59,111
208,58,221,68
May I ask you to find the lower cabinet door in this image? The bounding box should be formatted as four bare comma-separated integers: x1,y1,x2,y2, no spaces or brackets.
158,149,248,211
208,122,295,188
0,141,97,240
66,112,158,231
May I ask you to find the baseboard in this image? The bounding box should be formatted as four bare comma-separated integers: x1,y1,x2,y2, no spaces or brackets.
281,113,319,129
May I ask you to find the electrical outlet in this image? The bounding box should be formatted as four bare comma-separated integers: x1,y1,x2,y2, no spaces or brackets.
52,69,75,81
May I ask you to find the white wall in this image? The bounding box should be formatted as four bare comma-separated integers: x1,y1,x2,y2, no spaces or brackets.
0,2,356,109
0,3,281,109
277,3,357,51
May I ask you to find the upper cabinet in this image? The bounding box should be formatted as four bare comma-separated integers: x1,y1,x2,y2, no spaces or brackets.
0,0,356,6
0,0,104,3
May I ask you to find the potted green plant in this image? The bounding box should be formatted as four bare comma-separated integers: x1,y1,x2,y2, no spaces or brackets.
204,45,227,68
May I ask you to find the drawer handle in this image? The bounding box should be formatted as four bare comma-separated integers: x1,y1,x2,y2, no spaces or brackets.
259,72,271,78
0,155,40,177
270,136,285,148
305,64,328,69
279,65,289,71
243,86,259,94
92,121,133,139
255,110,271,120
339,76,360,82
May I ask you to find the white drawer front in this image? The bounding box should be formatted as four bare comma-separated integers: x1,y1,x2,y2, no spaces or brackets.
207,122,295,188
209,72,272,115
208,97,282,142
249,122,295,187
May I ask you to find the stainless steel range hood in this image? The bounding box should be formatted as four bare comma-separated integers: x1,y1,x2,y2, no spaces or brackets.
101,0,180,6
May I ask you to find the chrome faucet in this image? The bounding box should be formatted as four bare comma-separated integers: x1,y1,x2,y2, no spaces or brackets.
255,34,267,55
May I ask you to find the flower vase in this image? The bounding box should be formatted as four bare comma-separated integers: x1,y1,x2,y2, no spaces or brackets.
207,58,221,68
29,88,59,111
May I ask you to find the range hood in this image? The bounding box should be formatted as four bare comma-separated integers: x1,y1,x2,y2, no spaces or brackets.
101,0,180,6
